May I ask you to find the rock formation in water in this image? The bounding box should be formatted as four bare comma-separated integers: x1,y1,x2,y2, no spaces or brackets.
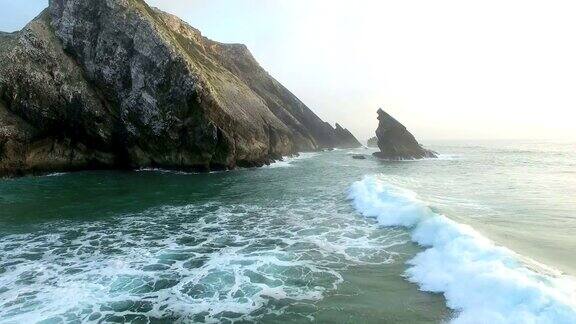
0,0,361,177
373,108,437,160
367,136,378,147
334,123,362,148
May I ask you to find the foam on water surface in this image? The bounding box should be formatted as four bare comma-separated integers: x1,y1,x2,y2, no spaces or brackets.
349,175,576,324
0,199,406,323
136,167,195,175
265,152,319,168
44,172,68,177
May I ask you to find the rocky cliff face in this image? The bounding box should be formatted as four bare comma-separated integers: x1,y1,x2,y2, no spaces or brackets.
373,108,437,160
0,0,360,176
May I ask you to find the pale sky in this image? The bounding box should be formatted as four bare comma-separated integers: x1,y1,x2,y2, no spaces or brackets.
1,0,575,141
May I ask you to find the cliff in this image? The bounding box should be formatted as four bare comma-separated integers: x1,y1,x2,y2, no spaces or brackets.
0,0,360,176
373,108,437,160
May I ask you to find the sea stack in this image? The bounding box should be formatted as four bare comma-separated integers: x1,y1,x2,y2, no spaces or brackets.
373,108,437,160
0,0,361,177
367,136,378,147
334,123,362,148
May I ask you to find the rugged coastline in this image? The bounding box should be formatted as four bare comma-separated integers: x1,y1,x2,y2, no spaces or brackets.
0,0,360,177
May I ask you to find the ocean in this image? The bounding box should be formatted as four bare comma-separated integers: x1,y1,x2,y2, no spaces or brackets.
0,140,575,323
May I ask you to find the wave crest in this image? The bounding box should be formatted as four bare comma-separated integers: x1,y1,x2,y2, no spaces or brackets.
349,175,576,324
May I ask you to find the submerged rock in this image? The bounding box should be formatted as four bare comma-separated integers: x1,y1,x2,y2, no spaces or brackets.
352,155,366,160
0,0,360,177
373,109,437,160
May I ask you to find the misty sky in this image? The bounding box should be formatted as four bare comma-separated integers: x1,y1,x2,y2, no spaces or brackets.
1,0,575,141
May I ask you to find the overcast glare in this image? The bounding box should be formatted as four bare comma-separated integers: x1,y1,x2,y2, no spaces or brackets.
2,0,575,141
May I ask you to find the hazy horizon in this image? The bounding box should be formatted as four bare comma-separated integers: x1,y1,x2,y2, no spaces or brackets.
1,0,575,141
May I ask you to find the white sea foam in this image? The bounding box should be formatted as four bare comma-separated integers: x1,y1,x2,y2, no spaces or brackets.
136,153,319,172
44,172,68,177
349,175,576,324
265,152,319,168
136,168,231,175
0,198,405,323
136,167,196,174
376,153,461,162
435,153,461,160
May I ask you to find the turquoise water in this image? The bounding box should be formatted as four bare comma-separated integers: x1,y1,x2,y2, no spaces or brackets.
0,140,575,323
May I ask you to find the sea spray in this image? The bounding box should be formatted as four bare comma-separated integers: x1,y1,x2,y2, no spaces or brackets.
349,175,576,324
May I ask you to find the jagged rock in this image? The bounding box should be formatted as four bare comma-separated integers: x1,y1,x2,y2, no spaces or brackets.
334,123,362,149
0,0,360,176
373,108,437,160
367,136,378,147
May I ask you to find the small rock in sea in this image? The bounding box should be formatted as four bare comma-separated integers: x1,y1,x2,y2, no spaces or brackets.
372,108,437,160
352,155,367,160
367,136,378,147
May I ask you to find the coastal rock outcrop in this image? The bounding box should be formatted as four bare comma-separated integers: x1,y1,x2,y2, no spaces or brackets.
0,0,360,176
373,108,437,160
367,136,378,147
334,123,362,148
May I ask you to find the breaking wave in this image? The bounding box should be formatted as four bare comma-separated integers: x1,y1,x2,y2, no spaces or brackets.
265,152,319,168
349,175,576,324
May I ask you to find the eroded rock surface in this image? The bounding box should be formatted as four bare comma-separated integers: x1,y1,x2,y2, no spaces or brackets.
373,108,437,160
0,0,360,176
